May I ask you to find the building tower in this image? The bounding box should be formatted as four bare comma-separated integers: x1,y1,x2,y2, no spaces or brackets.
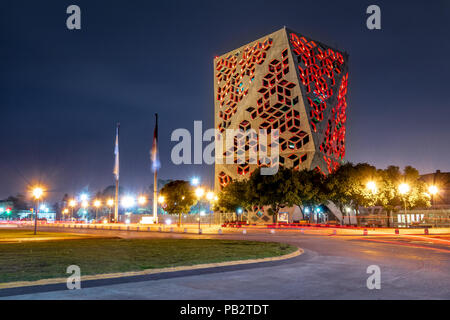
214,28,349,211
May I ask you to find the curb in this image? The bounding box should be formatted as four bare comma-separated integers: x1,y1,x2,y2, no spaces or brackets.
0,248,303,290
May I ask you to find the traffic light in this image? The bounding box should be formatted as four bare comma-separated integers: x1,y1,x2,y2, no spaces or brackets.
6,207,12,215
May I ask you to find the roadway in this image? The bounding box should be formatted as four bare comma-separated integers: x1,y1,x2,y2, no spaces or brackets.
1,226,449,299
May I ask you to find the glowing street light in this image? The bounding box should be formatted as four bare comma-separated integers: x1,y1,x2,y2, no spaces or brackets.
428,185,438,207
195,187,205,199
122,196,135,208
206,191,215,201
80,193,89,201
398,183,410,195
81,200,89,208
158,195,165,204
428,185,438,195
93,200,101,221
398,183,410,227
191,177,200,186
138,196,147,205
32,187,44,200
366,181,377,194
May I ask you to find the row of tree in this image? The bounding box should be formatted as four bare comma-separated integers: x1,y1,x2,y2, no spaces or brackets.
216,163,430,226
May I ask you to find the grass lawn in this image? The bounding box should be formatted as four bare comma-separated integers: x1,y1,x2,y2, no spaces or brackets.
0,238,296,283
0,229,92,240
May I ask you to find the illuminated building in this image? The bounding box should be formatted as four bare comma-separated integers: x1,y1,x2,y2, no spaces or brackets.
214,27,349,190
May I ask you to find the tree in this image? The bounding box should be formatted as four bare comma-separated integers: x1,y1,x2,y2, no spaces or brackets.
326,162,380,225
293,169,328,222
248,167,305,223
159,180,195,226
216,180,257,221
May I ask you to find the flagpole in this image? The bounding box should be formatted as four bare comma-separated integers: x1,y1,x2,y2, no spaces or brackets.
114,122,120,223
152,114,158,224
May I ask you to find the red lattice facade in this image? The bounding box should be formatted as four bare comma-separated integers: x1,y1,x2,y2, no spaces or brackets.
214,28,349,191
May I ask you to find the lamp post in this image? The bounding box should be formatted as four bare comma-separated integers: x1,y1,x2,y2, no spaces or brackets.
62,208,69,221
158,195,165,225
93,200,101,222
32,187,44,235
398,183,410,228
428,185,438,207
107,199,114,222
195,187,204,233
206,191,215,227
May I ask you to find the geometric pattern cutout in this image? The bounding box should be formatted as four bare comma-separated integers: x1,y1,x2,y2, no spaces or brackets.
215,27,349,191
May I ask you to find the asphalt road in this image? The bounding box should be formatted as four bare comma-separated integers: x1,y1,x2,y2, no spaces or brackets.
1,227,449,300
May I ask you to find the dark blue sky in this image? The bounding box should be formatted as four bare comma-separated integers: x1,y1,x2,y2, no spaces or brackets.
1,0,449,201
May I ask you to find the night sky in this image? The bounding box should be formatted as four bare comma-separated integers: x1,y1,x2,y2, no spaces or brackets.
1,0,449,202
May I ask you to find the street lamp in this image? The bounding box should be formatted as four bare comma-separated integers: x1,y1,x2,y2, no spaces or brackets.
32,187,44,235
62,208,69,220
81,200,89,221
428,185,438,208
68,199,77,221
93,200,101,221
366,181,377,194
122,196,135,209
191,177,200,186
195,187,205,232
138,196,147,206
107,198,114,222
398,183,410,227
158,195,165,204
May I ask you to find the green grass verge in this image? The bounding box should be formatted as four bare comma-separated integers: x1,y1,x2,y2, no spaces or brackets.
0,229,90,240
0,238,296,283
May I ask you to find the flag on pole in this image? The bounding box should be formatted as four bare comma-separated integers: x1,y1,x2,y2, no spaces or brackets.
113,123,120,180
151,114,159,172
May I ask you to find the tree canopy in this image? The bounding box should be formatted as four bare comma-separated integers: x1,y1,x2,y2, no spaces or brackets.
159,180,196,225
217,163,431,225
